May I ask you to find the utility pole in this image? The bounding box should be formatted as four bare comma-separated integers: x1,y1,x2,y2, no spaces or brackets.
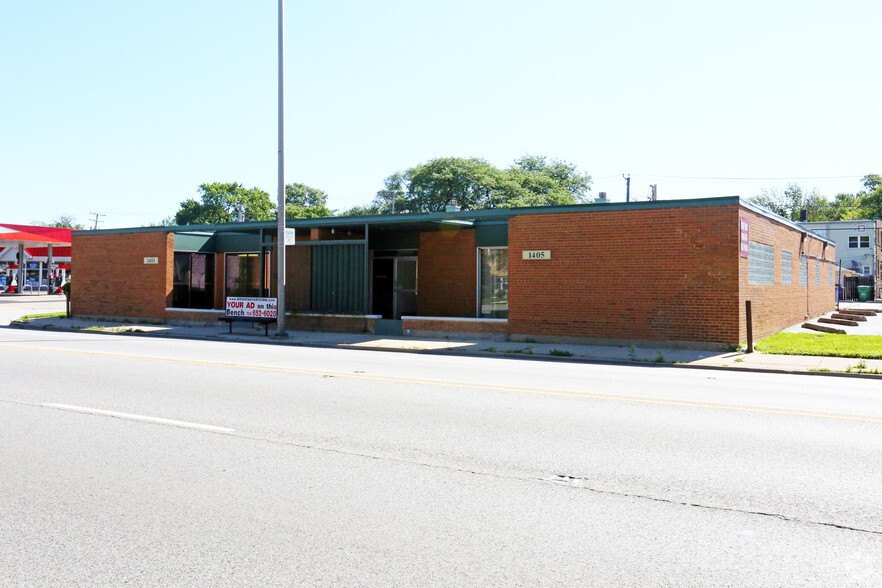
623,174,631,203
89,212,105,230
274,0,288,338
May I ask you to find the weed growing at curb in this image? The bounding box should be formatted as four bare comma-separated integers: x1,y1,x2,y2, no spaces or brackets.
549,349,573,357
509,346,535,354
846,359,869,373
654,351,666,363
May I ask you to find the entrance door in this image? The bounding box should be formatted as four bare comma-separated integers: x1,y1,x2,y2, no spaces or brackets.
371,256,418,319
395,258,418,317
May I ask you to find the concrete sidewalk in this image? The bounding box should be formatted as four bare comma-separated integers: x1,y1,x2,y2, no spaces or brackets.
4,294,882,377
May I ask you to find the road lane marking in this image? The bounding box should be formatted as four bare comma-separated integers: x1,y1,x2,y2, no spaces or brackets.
4,343,882,424
43,403,235,433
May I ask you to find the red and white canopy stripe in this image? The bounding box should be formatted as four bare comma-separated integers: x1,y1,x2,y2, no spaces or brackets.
0,224,74,248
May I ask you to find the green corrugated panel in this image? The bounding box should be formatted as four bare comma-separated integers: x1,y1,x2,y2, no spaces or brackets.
311,244,365,313
174,233,215,252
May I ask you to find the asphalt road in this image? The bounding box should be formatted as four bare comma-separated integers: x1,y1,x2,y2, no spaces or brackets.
2,326,881,585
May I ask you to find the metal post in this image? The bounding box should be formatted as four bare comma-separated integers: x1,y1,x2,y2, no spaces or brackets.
837,259,842,310
47,244,54,294
746,300,753,353
17,244,25,294
274,0,288,337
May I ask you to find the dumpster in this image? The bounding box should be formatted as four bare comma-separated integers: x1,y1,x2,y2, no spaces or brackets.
857,285,872,302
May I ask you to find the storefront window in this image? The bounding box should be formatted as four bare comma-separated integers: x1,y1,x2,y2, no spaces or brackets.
173,252,214,309
225,253,266,298
479,248,508,318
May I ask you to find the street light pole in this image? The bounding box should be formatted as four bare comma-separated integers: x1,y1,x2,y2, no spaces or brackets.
275,0,288,337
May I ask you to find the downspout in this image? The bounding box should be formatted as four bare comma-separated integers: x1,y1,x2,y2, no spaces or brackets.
800,234,809,318
363,223,370,314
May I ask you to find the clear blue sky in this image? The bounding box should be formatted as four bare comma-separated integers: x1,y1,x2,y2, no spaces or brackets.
2,0,879,228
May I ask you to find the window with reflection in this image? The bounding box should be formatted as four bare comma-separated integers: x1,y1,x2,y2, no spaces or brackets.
479,248,508,318
173,252,214,309
225,253,267,298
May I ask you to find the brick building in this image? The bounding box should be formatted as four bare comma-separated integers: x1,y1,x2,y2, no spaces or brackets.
71,197,835,348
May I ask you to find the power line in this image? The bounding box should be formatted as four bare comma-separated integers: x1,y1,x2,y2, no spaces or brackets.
624,174,864,182
89,212,105,230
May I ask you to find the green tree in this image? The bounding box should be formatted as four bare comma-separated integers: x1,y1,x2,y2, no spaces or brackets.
750,184,830,221
827,193,864,220
347,155,592,215
174,182,275,225
338,172,411,216
857,173,882,219
510,155,592,202
374,172,407,214
144,216,176,227
34,215,84,229
404,157,503,212
285,183,335,218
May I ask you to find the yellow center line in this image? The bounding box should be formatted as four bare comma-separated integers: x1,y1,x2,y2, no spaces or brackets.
3,343,882,424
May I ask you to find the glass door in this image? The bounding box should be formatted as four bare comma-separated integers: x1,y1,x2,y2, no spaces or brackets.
371,254,418,319
395,257,418,318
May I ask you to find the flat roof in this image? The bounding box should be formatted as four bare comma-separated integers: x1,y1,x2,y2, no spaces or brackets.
77,196,834,246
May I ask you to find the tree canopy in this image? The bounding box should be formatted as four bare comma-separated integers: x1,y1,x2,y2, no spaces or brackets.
341,155,592,215
34,215,84,229
285,183,335,218
749,175,881,222
859,174,882,219
174,182,275,225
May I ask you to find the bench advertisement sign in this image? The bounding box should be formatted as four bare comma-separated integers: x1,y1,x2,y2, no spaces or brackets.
225,297,277,319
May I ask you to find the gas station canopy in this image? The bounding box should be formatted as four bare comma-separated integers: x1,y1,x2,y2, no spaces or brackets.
0,223,73,248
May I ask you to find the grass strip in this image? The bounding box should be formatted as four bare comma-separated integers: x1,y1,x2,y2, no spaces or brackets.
16,312,68,321
755,332,882,359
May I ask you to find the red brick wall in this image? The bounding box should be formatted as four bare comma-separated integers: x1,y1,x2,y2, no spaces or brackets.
71,231,173,319
508,206,741,345
402,317,506,335
508,205,835,346
738,208,835,341
418,228,476,317
287,245,311,311
213,254,225,309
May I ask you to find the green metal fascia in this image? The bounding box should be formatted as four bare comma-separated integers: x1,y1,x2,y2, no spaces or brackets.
173,233,215,252
215,232,263,252
475,224,507,247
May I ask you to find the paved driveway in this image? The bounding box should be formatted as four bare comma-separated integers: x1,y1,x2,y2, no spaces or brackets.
0,294,66,326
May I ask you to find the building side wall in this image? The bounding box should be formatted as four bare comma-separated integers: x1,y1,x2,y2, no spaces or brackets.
800,220,876,277
71,232,173,319
738,208,835,341
508,206,743,345
418,228,477,317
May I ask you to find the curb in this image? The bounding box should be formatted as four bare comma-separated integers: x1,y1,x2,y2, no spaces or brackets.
9,320,882,379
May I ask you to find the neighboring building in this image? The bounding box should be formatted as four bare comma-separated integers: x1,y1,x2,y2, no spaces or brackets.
71,197,835,348
0,223,75,292
799,219,881,296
